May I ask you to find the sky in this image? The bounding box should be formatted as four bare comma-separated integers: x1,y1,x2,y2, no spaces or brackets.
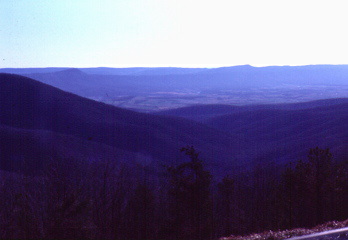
1,0,348,68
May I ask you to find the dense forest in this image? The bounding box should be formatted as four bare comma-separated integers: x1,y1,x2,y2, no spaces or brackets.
1,146,347,240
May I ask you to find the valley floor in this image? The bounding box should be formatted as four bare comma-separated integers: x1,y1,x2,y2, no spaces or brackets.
99,85,348,111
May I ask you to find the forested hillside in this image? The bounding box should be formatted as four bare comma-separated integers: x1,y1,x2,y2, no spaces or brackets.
0,73,242,176
1,144,347,239
0,73,347,239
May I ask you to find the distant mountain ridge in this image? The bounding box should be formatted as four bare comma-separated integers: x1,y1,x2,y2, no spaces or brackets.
0,67,69,74
0,66,209,76
2,64,348,86
1,65,343,110
2,64,348,77
1,65,347,111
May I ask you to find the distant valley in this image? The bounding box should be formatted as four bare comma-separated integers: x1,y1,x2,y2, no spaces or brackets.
2,65,348,111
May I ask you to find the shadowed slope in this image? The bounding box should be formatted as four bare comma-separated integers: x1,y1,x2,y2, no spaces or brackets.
2,73,345,176
156,99,348,165
0,124,139,175
208,104,348,142
207,104,348,164
0,73,241,175
155,98,348,122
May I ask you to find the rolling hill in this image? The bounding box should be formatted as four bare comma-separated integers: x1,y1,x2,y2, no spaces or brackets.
0,73,244,176
156,100,348,165
1,73,347,178
0,123,139,175
155,98,348,122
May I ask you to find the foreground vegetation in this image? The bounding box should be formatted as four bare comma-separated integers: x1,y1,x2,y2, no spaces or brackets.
0,147,347,240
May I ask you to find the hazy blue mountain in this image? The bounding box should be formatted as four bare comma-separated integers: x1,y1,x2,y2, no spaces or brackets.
11,64,348,89
15,65,348,111
3,65,348,88
0,67,69,74
79,67,209,75
0,67,209,76
203,64,348,85
79,67,150,75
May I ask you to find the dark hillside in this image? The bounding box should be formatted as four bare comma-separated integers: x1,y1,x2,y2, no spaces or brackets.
208,104,348,142
155,98,348,122
207,104,348,164
0,73,241,175
156,99,348,166
0,124,138,175
0,73,347,240
1,73,346,175
154,104,245,122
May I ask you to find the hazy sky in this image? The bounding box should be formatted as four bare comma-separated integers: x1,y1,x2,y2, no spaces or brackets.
1,0,348,68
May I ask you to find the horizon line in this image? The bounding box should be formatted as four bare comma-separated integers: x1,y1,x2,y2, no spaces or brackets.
2,63,348,69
